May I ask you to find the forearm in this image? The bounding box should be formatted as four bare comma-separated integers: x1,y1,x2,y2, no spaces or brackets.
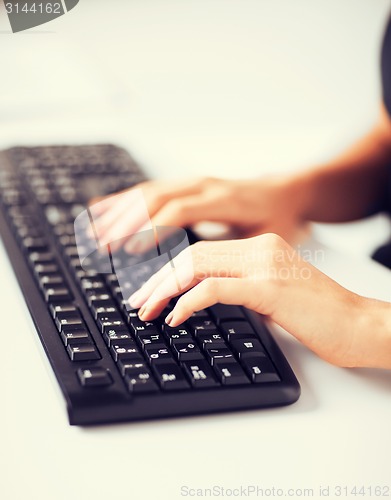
290,105,391,223
267,251,391,369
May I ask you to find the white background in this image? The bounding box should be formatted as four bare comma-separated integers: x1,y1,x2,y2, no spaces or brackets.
1,2,391,500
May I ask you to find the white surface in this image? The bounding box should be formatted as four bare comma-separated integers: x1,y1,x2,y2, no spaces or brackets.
1,1,391,500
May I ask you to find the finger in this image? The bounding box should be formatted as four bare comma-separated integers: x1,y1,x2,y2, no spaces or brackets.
124,193,217,255
88,192,119,214
91,191,144,237
135,240,245,319
129,246,195,308
123,223,177,255
94,190,155,249
138,238,247,310
166,277,251,326
138,269,198,320
151,194,223,228
93,180,202,246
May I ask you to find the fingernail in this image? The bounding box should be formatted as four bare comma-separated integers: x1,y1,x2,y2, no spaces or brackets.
165,311,174,326
138,305,147,319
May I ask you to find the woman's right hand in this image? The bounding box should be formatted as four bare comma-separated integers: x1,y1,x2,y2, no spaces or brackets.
130,233,391,370
89,175,309,252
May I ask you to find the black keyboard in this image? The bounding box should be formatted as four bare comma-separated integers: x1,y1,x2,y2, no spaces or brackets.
0,144,300,425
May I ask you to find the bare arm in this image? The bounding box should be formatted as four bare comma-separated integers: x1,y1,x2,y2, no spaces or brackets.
132,235,391,369
293,104,391,223
90,105,391,248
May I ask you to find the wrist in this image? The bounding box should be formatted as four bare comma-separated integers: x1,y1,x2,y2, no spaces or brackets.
347,296,391,369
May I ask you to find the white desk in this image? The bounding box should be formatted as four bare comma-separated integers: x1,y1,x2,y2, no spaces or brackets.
1,2,391,499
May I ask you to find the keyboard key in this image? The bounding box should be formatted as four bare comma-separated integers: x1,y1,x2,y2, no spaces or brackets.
64,246,80,259
171,340,204,361
80,278,107,294
44,286,73,303
58,234,76,247
39,275,64,289
29,251,54,264
152,363,190,391
221,321,256,341
110,342,140,362
103,330,133,346
213,359,250,385
34,263,59,277
241,356,280,383
196,331,226,348
67,344,100,361
163,325,193,344
75,269,98,280
209,304,246,324
96,312,123,324
187,318,217,337
124,309,139,321
61,329,91,346
130,318,159,336
96,313,125,333
91,305,118,319
117,358,145,376
87,293,112,307
144,345,174,364
125,365,159,393
77,367,113,387
230,338,266,359
99,320,125,334
53,222,74,237
50,303,78,318
16,226,43,240
55,311,84,332
204,346,234,366
181,360,219,388
137,332,165,349
102,324,132,337
22,237,48,251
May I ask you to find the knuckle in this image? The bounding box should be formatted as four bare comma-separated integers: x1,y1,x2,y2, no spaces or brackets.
201,277,219,295
166,199,184,216
152,190,168,206
176,294,192,314
191,240,208,263
259,232,285,251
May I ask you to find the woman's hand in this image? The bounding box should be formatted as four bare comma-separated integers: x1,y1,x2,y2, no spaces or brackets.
129,234,391,369
89,175,309,252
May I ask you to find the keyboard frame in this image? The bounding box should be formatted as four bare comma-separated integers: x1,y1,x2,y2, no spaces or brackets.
0,145,300,425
